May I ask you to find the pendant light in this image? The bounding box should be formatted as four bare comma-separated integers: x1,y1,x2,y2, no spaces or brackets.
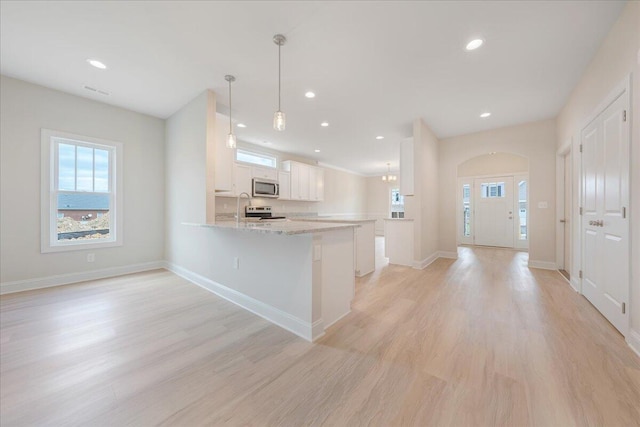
273,34,287,131
382,163,397,182
224,75,237,148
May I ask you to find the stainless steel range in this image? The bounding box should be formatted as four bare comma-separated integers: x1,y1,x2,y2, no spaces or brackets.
245,206,286,221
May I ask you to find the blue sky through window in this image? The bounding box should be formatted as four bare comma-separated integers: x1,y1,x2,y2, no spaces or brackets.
57,140,109,192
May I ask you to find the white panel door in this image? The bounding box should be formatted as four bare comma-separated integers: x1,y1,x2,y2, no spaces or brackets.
474,176,514,248
581,91,629,335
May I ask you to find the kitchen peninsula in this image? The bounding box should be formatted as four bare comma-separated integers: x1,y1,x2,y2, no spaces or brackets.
290,216,376,276
183,220,358,341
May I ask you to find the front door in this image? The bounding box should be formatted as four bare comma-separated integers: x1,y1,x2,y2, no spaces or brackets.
581,90,630,335
474,176,514,248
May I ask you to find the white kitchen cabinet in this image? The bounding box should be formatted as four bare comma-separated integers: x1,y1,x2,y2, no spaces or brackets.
234,163,252,196
309,167,317,201
252,166,278,181
315,168,324,201
298,165,310,200
214,113,234,193
278,171,290,199
283,160,323,201
284,161,309,201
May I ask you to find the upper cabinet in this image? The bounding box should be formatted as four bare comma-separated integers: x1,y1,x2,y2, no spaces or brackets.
282,160,324,201
214,113,234,193
278,171,291,200
252,166,278,181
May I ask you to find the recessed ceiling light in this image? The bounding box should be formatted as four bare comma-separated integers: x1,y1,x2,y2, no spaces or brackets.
465,39,484,51
237,123,247,128
87,59,107,69
305,91,316,98
315,149,321,153
480,112,491,118
375,136,384,140
262,141,272,145
321,122,329,127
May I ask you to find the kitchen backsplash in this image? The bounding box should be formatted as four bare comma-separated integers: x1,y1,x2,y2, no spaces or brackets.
215,196,320,217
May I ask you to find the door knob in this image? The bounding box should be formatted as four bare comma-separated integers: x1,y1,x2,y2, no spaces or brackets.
560,219,566,223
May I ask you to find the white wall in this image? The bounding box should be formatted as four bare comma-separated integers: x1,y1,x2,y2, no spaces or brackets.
556,1,640,340
365,176,391,235
0,76,165,287
404,118,440,264
458,152,529,177
318,166,367,215
438,119,557,265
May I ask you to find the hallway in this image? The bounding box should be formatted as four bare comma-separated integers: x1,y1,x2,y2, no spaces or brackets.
1,247,639,425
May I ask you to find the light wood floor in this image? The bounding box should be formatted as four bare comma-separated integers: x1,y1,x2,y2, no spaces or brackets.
2,244,639,426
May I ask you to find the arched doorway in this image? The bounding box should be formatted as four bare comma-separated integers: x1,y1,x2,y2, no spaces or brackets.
456,152,529,250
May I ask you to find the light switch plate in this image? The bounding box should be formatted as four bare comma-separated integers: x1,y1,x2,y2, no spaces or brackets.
538,201,548,209
313,244,322,261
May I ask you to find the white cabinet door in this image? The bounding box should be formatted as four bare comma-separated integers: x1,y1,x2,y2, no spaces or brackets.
278,171,290,200
252,166,277,181
214,113,234,192
234,164,252,196
309,167,317,201
290,163,301,200
298,164,310,200
316,168,324,201
581,91,629,335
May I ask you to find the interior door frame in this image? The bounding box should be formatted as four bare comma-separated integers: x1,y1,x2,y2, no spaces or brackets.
556,140,572,276
576,73,632,335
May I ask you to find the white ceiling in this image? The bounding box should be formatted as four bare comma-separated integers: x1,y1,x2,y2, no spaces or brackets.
0,1,625,175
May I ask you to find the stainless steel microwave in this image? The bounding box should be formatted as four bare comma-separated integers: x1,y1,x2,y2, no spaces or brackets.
252,178,279,198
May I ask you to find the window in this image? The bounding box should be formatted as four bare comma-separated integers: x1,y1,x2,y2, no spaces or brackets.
480,182,505,198
235,148,277,168
518,180,528,240
41,129,123,252
462,184,471,237
391,189,404,206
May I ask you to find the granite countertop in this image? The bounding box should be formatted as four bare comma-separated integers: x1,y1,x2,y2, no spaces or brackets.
291,216,377,224
183,220,359,235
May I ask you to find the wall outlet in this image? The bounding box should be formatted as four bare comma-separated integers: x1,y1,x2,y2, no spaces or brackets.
87,253,95,263
224,203,228,209
233,257,239,269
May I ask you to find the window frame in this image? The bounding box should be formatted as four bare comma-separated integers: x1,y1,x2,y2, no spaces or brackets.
40,129,123,253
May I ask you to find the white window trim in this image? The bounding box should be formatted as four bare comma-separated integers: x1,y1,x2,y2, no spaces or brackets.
40,129,123,253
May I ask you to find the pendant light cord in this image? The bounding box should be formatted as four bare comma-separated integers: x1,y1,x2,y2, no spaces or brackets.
278,43,281,111
228,79,232,131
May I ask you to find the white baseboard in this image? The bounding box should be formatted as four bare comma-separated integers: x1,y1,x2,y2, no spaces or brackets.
627,329,640,358
528,260,558,270
412,252,439,270
0,261,165,295
164,262,317,342
438,250,459,259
